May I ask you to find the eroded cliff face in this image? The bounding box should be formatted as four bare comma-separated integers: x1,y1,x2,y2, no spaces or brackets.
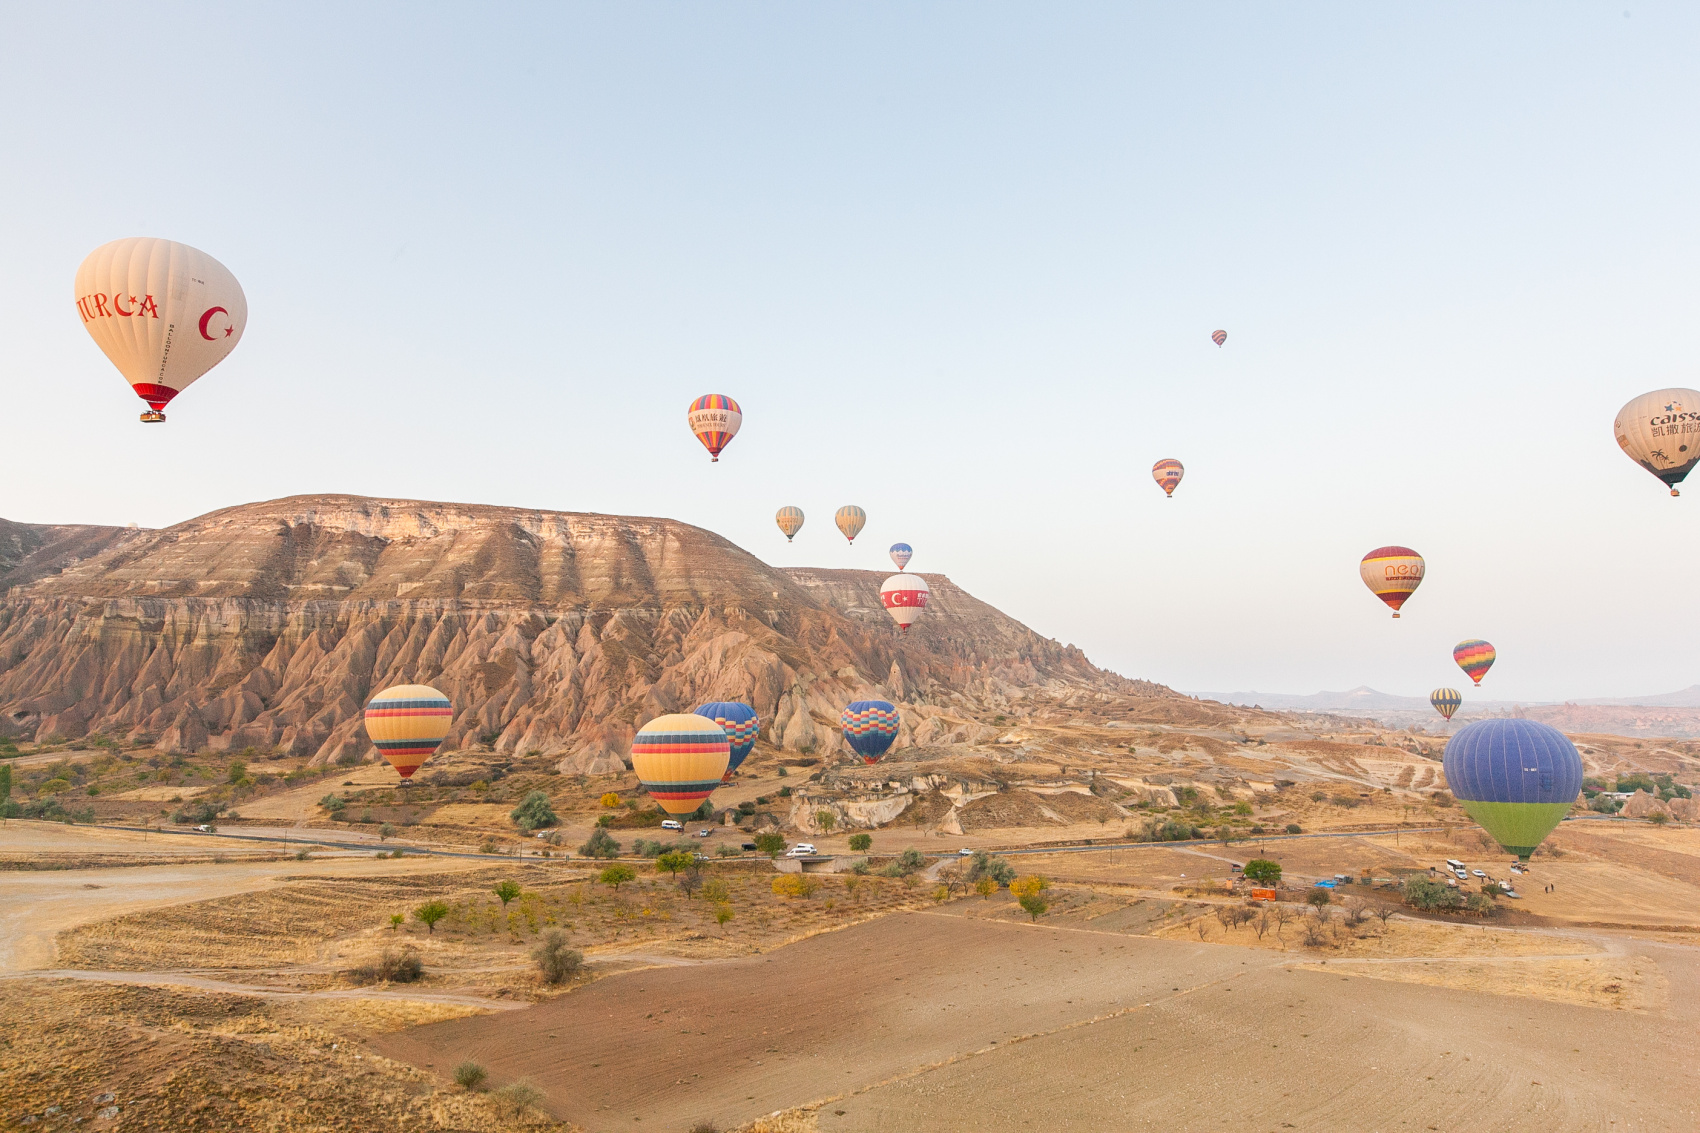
0,496,1165,772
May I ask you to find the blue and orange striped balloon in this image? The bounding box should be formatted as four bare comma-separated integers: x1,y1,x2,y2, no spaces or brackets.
363,684,452,780
630,713,730,814
687,394,742,462
694,701,759,781
841,700,900,764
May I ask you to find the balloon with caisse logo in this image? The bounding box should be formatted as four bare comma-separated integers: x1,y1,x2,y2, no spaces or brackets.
693,702,759,781
889,543,912,569
1152,459,1184,498
841,700,900,764
880,573,930,633
835,505,866,544
1211,329,1227,347
775,506,804,542
1613,388,1700,496
1359,546,1424,618
74,237,247,423
688,394,742,462
1430,688,1462,721
1443,718,1581,861
1453,639,1496,686
630,714,730,814
363,684,453,781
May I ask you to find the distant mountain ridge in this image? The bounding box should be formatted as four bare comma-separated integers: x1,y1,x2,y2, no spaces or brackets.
1194,684,1700,712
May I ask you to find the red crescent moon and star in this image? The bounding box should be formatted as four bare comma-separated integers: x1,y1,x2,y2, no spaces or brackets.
199,306,233,340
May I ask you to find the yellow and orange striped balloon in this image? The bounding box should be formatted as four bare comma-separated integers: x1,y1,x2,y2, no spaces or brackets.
630,713,730,815
363,684,452,780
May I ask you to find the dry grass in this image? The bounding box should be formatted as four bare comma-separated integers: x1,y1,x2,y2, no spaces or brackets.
1295,955,1665,1011
729,1110,819,1133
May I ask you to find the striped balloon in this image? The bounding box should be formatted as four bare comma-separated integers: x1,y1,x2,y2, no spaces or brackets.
1152,459,1184,498
1430,688,1462,721
880,573,930,633
688,394,742,462
630,713,730,814
889,543,912,569
1211,329,1227,347
363,684,452,780
1453,639,1496,686
835,505,866,544
841,700,900,764
775,506,804,542
694,701,760,781
1359,546,1425,618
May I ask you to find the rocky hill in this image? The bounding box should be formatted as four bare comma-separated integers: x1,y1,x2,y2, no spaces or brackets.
0,495,1192,771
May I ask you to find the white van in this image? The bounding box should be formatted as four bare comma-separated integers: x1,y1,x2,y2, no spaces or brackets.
785,843,817,857
660,819,683,831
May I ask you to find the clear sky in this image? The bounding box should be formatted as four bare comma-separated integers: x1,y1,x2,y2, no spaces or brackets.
3,4,1697,702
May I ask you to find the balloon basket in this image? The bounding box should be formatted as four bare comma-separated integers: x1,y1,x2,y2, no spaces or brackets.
1674,488,1682,497
1391,613,1400,619
139,411,165,423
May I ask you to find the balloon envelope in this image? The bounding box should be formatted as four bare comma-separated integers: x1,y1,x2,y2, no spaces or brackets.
75,237,247,421
1430,688,1462,721
1453,639,1496,686
835,505,866,544
688,395,742,462
363,684,452,780
1211,329,1227,347
1613,388,1700,496
841,700,900,764
775,506,804,541
1359,546,1424,617
889,543,912,569
630,713,730,814
880,573,930,633
1152,459,1184,497
694,701,759,781
1442,719,1582,859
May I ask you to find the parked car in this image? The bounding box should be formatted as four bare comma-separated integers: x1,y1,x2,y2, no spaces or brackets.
194,824,213,833
661,819,683,831
785,843,818,857
741,842,757,851
1471,869,1486,878
696,829,712,837
958,848,975,856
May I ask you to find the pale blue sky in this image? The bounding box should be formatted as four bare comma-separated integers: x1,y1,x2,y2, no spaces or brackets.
3,4,1697,701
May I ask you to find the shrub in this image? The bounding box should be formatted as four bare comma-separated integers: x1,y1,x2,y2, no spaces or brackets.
1018,892,1049,922
320,793,345,812
413,899,450,933
351,949,423,984
493,879,522,906
379,822,396,841
701,878,732,903
531,930,583,984
1242,859,1282,885
510,790,558,831
492,1082,545,1119
771,874,820,899
1232,801,1252,816
601,792,622,807
975,877,997,898
1305,887,1332,908
599,863,637,890
1648,812,1671,826
390,913,404,929
816,810,836,833
965,851,1016,886
754,833,786,858
453,1061,487,1090
896,848,925,874
1284,824,1302,834
37,778,71,796
1403,876,1464,911
1009,875,1050,899
714,903,734,928
847,833,872,853
579,828,621,858
226,760,247,784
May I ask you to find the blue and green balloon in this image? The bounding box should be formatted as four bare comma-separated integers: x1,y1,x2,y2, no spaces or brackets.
1442,719,1582,860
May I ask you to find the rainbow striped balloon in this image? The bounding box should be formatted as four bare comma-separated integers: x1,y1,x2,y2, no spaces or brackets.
1453,639,1496,686
687,394,742,462
631,713,730,814
1359,546,1425,618
694,701,759,781
363,684,452,780
841,700,900,764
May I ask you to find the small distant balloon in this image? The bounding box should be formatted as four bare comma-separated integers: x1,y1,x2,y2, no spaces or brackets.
1211,329,1227,347
889,543,912,569
1613,388,1700,496
1152,459,1184,498
688,395,742,462
693,701,759,782
1453,639,1496,686
363,684,452,781
775,506,804,542
1359,546,1424,618
841,700,900,764
835,505,866,544
1430,688,1462,721
630,713,730,814
880,572,930,633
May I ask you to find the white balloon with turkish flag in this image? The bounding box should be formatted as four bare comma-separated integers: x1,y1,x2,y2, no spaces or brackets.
880,572,930,633
74,237,247,423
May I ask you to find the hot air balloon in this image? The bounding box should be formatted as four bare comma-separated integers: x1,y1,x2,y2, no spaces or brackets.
841,700,900,764
835,505,866,544
1152,459,1184,498
363,684,453,782
1613,388,1700,496
1359,546,1424,618
1443,718,1582,860
1430,688,1462,721
1453,639,1496,686
693,701,759,782
776,506,805,542
880,573,930,633
630,714,730,814
688,395,742,462
889,543,912,569
75,237,247,423
1211,330,1227,347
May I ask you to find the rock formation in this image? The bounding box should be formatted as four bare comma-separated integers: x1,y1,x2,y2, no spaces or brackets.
0,495,1172,772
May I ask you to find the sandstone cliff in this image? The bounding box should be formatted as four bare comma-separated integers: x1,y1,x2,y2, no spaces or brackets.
0,495,1174,772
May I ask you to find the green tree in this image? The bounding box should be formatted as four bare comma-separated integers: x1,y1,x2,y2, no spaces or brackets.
848,832,872,853
413,899,450,933
510,790,559,831
654,850,696,880
1305,887,1332,908
493,879,522,907
816,810,837,833
975,877,997,898
754,832,786,858
578,827,621,859
714,902,735,929
1242,859,1282,885
1284,823,1302,834
320,793,345,813
599,863,637,890
379,822,396,842
226,760,247,784
1403,876,1463,911
965,851,1016,887
0,762,11,802
896,848,925,874
1018,892,1049,922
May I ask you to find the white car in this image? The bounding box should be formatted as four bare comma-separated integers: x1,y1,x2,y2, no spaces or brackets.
785,843,818,857
1471,869,1486,878
958,848,975,856
195,824,213,833
661,819,683,831
696,829,712,837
